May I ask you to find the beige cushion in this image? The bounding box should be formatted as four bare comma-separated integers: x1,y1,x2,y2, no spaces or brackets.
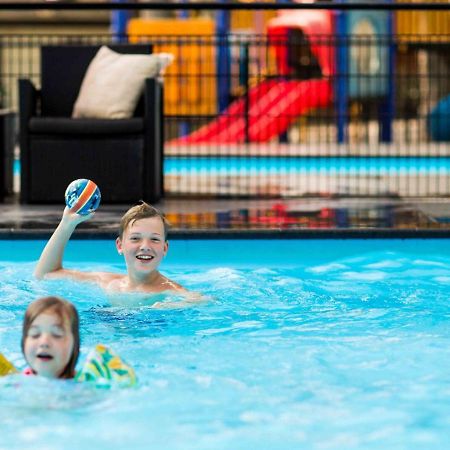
72,46,173,119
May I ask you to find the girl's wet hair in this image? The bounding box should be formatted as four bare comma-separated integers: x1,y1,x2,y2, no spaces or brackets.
21,296,80,379
119,201,169,240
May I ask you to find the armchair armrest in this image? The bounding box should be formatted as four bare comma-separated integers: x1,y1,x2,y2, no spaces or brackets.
143,78,164,201
19,79,39,121
143,78,162,119
19,79,39,204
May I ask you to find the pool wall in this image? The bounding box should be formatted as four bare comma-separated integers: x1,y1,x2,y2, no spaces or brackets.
3,239,450,267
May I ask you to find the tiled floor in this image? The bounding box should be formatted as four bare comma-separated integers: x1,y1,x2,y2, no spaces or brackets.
1,193,450,238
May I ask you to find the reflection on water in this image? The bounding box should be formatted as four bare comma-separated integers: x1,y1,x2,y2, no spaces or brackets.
0,375,109,411
165,202,437,230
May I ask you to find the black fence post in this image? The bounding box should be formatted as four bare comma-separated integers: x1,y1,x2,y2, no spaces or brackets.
242,42,250,144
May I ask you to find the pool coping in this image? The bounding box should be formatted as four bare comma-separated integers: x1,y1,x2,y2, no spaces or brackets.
1,228,450,239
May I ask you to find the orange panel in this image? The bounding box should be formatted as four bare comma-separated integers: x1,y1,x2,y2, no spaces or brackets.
128,18,217,115
396,0,450,41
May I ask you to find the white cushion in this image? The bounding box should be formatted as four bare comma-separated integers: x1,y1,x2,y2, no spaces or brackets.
72,46,173,119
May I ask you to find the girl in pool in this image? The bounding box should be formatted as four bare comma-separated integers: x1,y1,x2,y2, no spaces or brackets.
22,296,79,379
17,296,136,385
0,296,77,378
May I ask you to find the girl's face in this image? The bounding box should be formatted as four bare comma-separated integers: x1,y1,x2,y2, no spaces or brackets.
23,311,74,378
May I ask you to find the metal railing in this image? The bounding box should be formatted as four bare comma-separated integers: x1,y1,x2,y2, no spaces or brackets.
0,2,449,200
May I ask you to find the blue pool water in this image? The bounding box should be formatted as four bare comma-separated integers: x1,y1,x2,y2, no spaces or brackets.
164,157,450,175
0,239,449,450
14,157,450,176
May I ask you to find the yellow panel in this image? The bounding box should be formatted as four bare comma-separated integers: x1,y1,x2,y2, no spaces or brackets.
229,9,278,94
397,0,450,41
128,18,217,115
231,10,277,32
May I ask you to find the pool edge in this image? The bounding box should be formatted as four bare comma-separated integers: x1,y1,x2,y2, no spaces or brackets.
2,228,450,239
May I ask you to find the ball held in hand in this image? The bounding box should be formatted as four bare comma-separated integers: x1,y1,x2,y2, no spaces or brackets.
65,179,101,215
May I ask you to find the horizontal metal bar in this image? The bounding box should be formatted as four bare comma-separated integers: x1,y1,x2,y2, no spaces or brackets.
0,2,449,11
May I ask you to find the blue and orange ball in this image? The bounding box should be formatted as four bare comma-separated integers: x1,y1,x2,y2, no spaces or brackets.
65,179,101,215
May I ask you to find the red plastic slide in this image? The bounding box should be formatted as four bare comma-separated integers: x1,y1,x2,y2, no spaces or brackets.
172,9,334,144
173,78,332,144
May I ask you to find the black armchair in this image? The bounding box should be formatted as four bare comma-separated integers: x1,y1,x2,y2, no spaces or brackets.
19,44,163,204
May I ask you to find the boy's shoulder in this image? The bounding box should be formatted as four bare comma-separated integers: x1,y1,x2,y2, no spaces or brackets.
104,275,185,293
97,272,127,289
160,276,186,292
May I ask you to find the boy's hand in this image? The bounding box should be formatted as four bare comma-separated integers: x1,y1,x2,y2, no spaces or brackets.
61,206,95,226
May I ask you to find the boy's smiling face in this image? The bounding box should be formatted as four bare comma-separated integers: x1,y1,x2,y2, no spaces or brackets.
116,216,168,277
24,311,74,378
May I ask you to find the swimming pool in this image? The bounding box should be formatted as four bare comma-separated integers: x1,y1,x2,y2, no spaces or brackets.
14,157,450,197
1,239,449,449
164,156,450,197
165,156,450,175
16,157,450,177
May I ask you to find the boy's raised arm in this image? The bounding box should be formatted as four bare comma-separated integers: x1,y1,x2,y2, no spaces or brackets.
34,207,94,280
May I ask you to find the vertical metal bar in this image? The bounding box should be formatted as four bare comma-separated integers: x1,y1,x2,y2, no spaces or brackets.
335,5,348,144
380,5,395,142
111,0,131,43
242,41,250,144
216,0,231,113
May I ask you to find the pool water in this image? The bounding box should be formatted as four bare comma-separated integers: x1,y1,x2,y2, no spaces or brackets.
15,157,450,177
13,157,450,197
0,239,449,450
165,156,450,175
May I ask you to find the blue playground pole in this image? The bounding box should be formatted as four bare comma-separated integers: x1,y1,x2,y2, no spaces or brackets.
216,0,231,113
380,4,395,143
335,4,348,144
178,2,190,137
178,2,189,19
111,0,132,43
277,0,291,143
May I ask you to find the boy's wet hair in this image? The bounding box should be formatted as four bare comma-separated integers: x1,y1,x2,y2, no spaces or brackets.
21,296,80,379
119,201,169,240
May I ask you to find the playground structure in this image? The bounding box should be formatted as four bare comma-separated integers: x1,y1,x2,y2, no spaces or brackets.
0,2,448,203
124,2,449,146
124,3,441,146
173,10,334,144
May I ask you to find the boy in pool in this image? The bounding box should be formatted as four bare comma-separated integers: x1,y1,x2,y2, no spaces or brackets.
35,202,195,307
